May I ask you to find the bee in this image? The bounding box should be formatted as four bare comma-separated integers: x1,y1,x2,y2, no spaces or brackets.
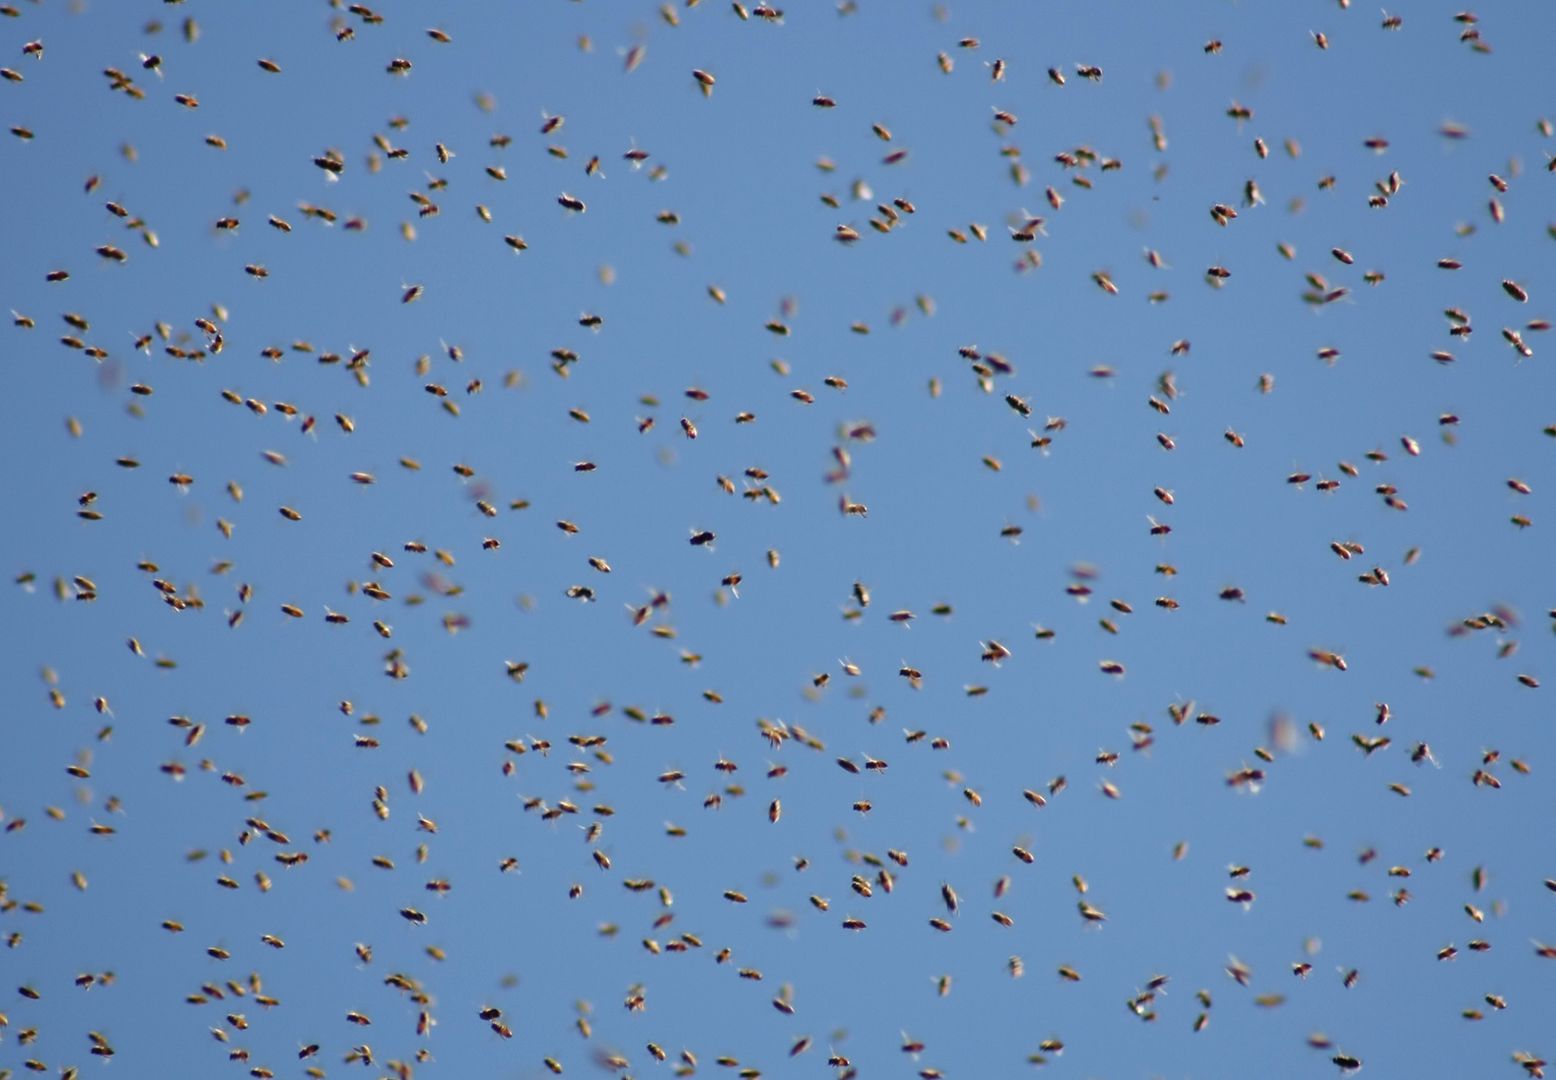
1501,279,1530,303
1309,649,1348,671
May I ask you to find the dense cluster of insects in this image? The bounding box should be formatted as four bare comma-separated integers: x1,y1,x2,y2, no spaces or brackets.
2,1,1553,1078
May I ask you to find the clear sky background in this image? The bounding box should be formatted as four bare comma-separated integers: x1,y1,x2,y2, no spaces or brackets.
2,1,1554,1078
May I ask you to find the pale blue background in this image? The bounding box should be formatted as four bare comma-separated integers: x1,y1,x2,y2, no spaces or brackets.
2,1,1554,1077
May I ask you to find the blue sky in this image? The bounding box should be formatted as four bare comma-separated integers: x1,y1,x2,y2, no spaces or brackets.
3,1,1554,1077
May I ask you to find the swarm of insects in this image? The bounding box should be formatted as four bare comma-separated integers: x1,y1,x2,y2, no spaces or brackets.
3,4,1553,1079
